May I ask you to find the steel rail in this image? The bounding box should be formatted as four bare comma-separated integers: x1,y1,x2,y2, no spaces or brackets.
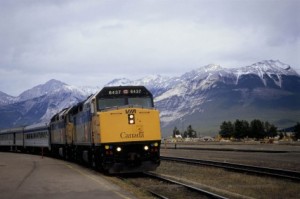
117,175,168,199
161,156,300,181
143,172,228,199
163,146,287,153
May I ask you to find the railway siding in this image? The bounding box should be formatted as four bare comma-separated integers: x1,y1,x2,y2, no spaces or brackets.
156,144,300,199
161,143,300,171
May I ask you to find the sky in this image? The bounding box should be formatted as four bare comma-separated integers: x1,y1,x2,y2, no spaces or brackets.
0,0,299,96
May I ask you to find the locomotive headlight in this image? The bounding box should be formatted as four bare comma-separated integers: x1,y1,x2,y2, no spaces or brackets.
144,145,149,151
128,114,135,124
116,147,122,152
154,142,159,147
105,145,110,150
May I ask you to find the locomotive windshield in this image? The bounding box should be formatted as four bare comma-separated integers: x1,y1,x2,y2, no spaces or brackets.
98,97,153,110
128,97,152,107
96,86,154,110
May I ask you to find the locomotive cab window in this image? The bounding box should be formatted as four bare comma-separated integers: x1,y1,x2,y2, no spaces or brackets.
98,98,126,110
128,97,153,108
97,86,155,111
97,97,153,110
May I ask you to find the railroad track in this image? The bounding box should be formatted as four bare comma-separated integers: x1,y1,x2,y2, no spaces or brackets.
162,145,288,153
119,172,228,199
161,156,300,182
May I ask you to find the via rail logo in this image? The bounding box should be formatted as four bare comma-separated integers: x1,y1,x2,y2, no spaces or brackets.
125,109,136,114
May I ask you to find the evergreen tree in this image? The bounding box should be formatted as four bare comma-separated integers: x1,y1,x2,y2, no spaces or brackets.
263,121,277,138
250,119,265,139
186,125,197,138
242,120,250,138
234,119,249,139
267,124,277,137
219,121,234,138
264,121,271,135
172,127,181,138
294,123,300,140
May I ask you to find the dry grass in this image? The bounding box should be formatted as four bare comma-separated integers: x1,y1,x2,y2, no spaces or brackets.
155,161,300,199
102,174,156,199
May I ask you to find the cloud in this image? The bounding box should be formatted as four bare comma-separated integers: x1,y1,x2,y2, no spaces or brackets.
0,0,299,95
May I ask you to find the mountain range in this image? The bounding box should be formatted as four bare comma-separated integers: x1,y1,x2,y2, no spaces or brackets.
0,60,299,137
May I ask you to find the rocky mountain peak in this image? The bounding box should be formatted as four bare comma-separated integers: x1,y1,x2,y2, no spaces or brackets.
203,64,222,72
105,78,132,87
17,79,84,102
240,60,298,76
0,91,16,106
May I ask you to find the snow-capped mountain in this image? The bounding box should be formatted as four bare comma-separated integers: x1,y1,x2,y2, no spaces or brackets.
0,91,17,106
233,60,298,89
156,60,298,102
0,60,299,136
78,85,101,96
105,75,176,97
154,60,300,135
105,78,133,87
0,79,87,128
235,60,297,80
16,79,86,102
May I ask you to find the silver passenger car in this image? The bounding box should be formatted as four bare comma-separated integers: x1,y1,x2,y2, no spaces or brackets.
24,123,50,150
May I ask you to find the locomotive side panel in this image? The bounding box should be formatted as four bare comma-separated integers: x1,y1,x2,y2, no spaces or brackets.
74,111,92,145
50,121,66,145
66,122,74,145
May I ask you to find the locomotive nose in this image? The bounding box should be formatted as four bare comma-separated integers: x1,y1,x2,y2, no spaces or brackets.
127,152,141,167
128,152,141,161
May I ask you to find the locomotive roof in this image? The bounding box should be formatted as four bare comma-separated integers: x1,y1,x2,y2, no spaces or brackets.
82,85,152,106
50,107,72,122
98,85,152,97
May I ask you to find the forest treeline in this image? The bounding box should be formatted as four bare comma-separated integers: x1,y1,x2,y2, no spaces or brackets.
172,120,300,140
219,119,300,140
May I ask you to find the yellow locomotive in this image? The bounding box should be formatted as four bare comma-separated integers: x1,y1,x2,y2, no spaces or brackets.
51,86,161,173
